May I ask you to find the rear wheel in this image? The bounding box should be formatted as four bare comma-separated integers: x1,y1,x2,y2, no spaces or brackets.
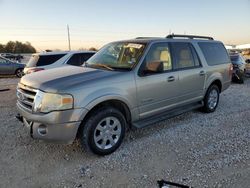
15,69,23,78
202,85,220,113
80,107,126,155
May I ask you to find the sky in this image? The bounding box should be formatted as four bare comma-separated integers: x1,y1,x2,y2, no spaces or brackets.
0,0,250,51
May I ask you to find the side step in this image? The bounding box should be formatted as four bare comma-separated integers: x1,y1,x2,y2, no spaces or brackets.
132,102,203,129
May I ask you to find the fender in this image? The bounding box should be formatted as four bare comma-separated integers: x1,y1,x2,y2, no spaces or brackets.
204,72,223,93
77,86,140,121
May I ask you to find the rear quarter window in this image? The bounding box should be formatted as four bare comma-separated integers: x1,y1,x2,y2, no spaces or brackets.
36,54,66,66
198,42,230,65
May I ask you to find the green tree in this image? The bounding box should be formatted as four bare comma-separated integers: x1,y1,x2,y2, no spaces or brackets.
89,47,98,51
4,41,16,53
0,44,5,53
0,41,36,53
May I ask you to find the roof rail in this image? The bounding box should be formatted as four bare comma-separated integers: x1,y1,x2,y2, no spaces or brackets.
166,34,214,40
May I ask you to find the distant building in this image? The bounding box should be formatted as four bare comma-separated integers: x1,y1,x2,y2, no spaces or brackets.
225,44,250,50
236,44,250,50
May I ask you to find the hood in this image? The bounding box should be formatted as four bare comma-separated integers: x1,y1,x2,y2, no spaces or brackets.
20,66,119,92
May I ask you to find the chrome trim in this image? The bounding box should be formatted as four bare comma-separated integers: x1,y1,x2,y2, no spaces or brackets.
17,88,35,99
20,99,33,106
17,83,38,112
18,83,38,93
17,101,32,113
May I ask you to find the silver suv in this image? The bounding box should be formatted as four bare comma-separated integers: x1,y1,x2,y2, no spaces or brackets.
17,35,232,155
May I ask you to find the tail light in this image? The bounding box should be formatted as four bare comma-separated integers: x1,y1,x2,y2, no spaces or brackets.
229,64,233,77
27,68,44,74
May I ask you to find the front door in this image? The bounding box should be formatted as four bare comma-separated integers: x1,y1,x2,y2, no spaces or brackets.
0,57,13,75
135,42,181,119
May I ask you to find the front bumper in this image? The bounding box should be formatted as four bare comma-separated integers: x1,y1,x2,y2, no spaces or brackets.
17,102,89,144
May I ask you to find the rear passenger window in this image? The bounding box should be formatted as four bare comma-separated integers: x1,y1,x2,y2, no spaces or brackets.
67,53,95,66
171,42,200,69
198,42,230,65
67,54,82,66
82,53,95,62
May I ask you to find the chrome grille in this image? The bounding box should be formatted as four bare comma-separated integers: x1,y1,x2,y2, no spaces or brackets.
17,83,37,112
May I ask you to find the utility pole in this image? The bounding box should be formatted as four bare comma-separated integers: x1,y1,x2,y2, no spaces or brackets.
67,24,71,51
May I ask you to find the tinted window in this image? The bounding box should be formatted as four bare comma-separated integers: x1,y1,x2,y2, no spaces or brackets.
26,54,66,67
143,42,172,73
67,53,95,66
171,42,198,69
67,54,82,66
199,42,230,65
190,44,201,67
82,53,95,62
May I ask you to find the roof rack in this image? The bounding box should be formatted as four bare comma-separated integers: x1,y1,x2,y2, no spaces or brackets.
166,34,214,40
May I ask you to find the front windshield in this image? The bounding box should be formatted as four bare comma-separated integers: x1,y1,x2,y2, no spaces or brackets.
86,42,146,71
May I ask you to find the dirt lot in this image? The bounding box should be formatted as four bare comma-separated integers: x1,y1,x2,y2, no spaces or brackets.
0,77,249,188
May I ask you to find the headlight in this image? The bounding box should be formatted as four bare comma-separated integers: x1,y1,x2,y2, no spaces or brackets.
33,90,73,113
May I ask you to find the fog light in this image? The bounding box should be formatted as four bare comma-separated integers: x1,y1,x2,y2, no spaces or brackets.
38,124,47,136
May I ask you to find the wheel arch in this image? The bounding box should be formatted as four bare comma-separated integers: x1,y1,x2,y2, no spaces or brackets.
205,77,222,94
209,79,222,93
77,98,132,137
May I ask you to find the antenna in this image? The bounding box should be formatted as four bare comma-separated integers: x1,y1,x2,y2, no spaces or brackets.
67,24,71,51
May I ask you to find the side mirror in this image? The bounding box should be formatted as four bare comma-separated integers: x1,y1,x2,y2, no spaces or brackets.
142,61,164,75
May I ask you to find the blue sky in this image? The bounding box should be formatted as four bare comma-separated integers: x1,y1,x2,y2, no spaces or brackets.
0,0,250,51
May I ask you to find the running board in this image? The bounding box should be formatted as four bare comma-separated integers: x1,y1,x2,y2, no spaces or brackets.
132,102,203,129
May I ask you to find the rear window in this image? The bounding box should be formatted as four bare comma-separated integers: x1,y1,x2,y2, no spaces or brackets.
230,55,245,65
26,54,66,67
198,42,230,65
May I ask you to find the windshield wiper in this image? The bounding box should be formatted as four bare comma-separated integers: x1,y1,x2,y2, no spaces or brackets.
110,67,132,71
86,63,114,71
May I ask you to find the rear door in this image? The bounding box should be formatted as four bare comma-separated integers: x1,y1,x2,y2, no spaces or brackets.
171,42,206,102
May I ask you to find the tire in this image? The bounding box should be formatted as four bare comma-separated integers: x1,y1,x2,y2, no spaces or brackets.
235,69,244,84
202,85,220,113
15,69,23,78
80,107,126,155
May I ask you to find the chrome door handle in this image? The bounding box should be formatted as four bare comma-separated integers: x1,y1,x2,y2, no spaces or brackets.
199,70,206,76
167,76,175,82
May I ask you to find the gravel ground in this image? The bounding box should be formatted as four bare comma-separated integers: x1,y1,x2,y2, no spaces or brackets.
0,77,249,188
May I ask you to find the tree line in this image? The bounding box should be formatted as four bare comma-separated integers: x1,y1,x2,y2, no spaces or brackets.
0,41,36,53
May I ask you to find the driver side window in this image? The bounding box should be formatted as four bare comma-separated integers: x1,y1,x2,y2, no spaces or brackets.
0,58,8,64
142,43,172,75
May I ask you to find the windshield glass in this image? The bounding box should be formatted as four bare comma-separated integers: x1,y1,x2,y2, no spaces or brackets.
86,42,146,71
26,54,66,67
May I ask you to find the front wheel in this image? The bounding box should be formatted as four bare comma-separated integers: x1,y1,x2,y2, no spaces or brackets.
202,85,220,113
80,107,126,155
